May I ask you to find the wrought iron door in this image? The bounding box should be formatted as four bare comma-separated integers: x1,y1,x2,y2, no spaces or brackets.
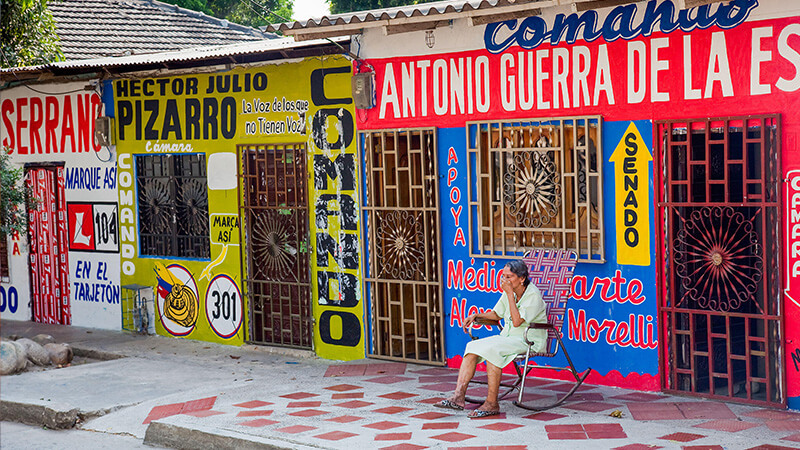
239,143,312,348
656,116,784,406
27,166,70,324
361,129,445,364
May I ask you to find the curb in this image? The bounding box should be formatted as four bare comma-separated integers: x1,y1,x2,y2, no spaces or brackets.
0,400,79,429
144,421,323,450
72,347,126,361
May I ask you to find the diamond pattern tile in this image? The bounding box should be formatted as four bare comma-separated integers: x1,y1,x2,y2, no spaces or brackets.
627,402,684,420
524,412,568,421
418,397,446,405
548,431,588,440
181,396,217,413
183,410,225,418
325,364,367,377
334,400,374,408
326,415,363,423
236,410,273,417
410,367,456,376
379,444,428,450
419,382,457,392
373,406,414,414
765,420,800,432
332,392,364,399
422,422,459,430
325,384,363,392
546,424,584,432
287,401,323,408
375,432,413,441
430,432,476,442
409,412,451,420
280,392,319,400
233,400,272,409
364,421,407,430
694,419,761,432
745,445,800,450
380,392,419,400
612,444,663,450
611,393,666,402
314,431,358,441
584,423,627,439
683,446,723,450
238,418,279,427
275,425,317,433
479,422,525,431
745,409,800,421
288,409,329,417
417,375,459,384
366,376,415,384
781,433,800,443
548,383,596,392
143,403,184,424
364,362,407,375
676,402,736,420
658,432,705,442
569,393,606,402
564,401,619,413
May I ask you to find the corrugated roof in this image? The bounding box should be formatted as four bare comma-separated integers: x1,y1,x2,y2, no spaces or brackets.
1,36,350,75
50,0,275,60
267,0,549,33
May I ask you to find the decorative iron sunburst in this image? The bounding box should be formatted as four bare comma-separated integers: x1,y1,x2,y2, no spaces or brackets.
503,151,561,227
139,179,171,234
377,211,424,280
252,211,297,280
674,207,763,312
177,179,209,235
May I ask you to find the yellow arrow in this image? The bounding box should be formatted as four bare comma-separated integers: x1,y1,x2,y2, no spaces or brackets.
199,244,228,281
609,122,652,266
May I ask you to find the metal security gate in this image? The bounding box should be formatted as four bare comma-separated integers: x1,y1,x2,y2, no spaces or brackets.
655,116,784,407
361,129,445,364
26,165,70,324
239,143,312,348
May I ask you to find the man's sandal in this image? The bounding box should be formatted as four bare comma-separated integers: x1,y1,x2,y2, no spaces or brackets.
433,399,465,410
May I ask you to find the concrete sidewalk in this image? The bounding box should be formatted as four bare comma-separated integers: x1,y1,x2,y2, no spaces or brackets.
1,319,799,449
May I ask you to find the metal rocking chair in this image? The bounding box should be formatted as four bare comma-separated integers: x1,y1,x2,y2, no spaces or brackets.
466,249,592,411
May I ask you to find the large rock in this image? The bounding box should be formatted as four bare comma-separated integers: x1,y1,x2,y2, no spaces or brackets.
10,341,28,372
16,338,50,366
0,341,25,375
44,343,73,366
31,334,55,346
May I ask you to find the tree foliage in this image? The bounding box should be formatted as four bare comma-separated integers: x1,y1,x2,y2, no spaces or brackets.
329,0,434,15
0,0,63,68
0,147,31,236
161,0,293,28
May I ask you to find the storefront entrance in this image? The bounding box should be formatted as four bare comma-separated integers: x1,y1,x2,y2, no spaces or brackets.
656,116,784,406
360,129,445,364
26,165,71,325
239,143,312,349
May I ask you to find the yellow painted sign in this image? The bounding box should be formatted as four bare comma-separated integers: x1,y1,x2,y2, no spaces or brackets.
609,122,651,266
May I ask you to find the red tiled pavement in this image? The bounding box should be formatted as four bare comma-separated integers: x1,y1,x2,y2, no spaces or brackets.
745,409,800,420
627,402,684,420
380,391,419,400
546,424,584,432
430,432,476,442
287,401,322,408
332,392,364,399
682,446,723,450
373,406,414,414
422,422,459,430
746,445,800,450
548,432,588,440
658,432,705,442
694,419,761,432
324,384,362,392
232,400,272,409
314,431,359,441
326,415,363,423
563,401,620,413
366,376,415,384
419,383,458,392
765,420,800,432
547,383,596,392
676,402,736,419
280,392,318,400
180,397,216,413
569,392,606,402
410,411,451,420
275,425,317,433
325,364,367,377
374,433,413,441
288,409,329,417
236,410,273,417
238,418,279,427
478,422,524,431
410,367,455,376
611,393,666,402
183,410,225,418
143,402,184,424
334,400,374,408
364,421,407,430
584,423,627,439
418,397,446,405
418,375,459,384
523,411,568,421
781,433,800,442
379,444,428,450
364,362,407,376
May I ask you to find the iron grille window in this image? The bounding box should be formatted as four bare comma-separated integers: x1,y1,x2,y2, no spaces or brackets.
0,233,8,279
135,154,210,259
467,116,604,262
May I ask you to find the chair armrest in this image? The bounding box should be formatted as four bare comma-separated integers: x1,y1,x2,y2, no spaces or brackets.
468,318,501,340
530,323,554,329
